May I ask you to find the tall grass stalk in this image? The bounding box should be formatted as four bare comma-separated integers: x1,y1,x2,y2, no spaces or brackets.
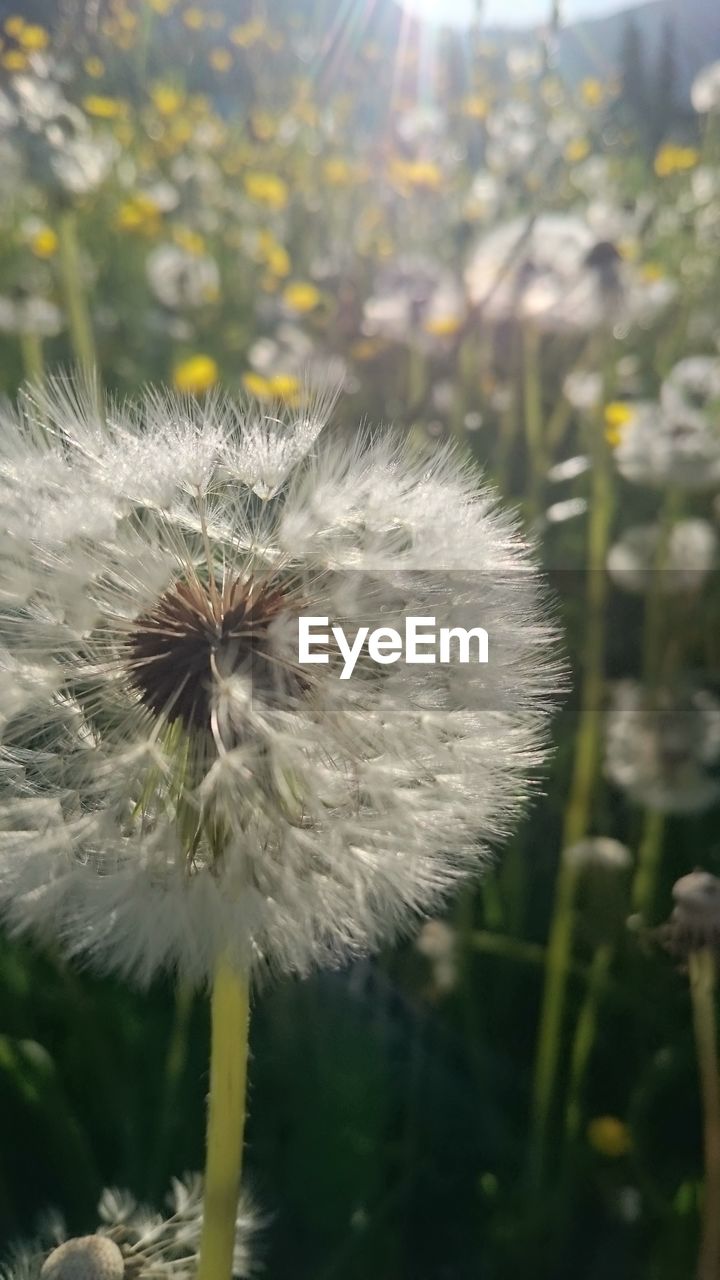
522,325,544,520
632,487,681,919
18,331,44,385
563,942,613,1145
57,209,98,379
529,366,614,1187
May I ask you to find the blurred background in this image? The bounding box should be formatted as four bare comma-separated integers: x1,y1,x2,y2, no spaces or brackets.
1,0,720,1276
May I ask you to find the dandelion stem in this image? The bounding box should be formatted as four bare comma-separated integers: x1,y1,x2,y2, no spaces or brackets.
688,948,720,1280
57,208,98,378
529,368,614,1188
18,330,44,384
198,956,251,1280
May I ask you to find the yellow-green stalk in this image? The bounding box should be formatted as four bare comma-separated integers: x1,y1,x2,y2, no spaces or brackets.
197,958,251,1280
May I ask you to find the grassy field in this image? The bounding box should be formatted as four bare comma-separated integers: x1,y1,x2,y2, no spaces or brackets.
0,2,719,1277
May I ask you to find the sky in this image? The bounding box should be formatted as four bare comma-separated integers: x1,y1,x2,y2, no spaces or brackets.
398,0,651,27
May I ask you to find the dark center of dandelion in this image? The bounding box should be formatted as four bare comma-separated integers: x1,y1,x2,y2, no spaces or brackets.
127,576,294,732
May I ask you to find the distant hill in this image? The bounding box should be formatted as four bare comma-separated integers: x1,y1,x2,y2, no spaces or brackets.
483,0,720,102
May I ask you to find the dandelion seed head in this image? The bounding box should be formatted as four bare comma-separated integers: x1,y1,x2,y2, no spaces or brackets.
40,1238,124,1280
605,682,720,815
3,1177,257,1280
661,870,720,956
0,376,559,987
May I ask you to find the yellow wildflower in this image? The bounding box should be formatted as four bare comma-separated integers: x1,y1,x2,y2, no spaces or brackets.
244,171,289,211
639,262,665,284
587,1116,632,1158
282,282,321,313
28,226,59,258
166,118,193,147
83,95,127,120
243,372,272,399
209,47,232,72
251,111,277,141
2,49,27,71
258,231,290,277
113,119,135,148
4,16,25,38
423,314,462,338
230,19,266,47
151,83,184,116
604,401,634,447
116,194,162,234
323,156,361,186
564,137,590,164
113,29,135,51
243,372,301,404
182,7,205,30
581,78,604,108
84,56,106,78
654,143,700,177
149,0,176,12
173,355,219,394
18,23,48,51
269,373,301,402
172,225,206,255
460,95,489,119
350,338,385,362
389,158,442,192
188,93,211,116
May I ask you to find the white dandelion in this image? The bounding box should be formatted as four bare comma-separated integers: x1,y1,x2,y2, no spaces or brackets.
613,400,720,492
1,1175,257,1280
605,681,720,815
146,245,220,311
465,213,674,334
607,520,717,595
0,374,559,989
691,61,720,115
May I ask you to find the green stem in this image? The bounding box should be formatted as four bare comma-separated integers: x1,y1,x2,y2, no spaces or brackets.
564,943,613,1146
198,957,251,1280
631,809,665,920
688,949,720,1280
472,930,550,969
407,344,425,410
642,487,683,688
18,330,44,384
57,209,98,378
495,381,517,495
631,487,681,921
522,325,544,520
528,372,614,1188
